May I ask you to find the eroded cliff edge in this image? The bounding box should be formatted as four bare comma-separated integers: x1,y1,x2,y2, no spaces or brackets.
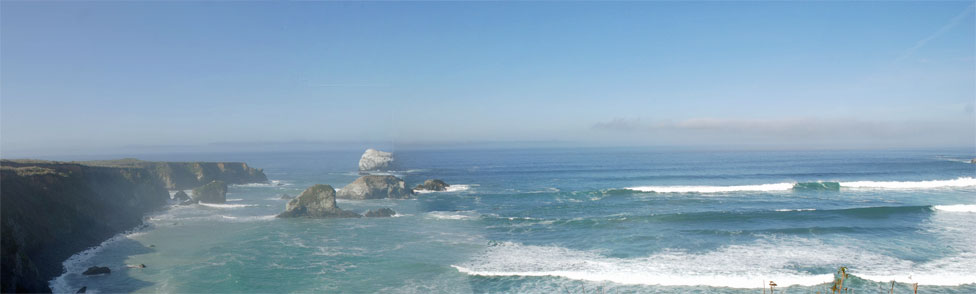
0,159,267,293
81,158,268,190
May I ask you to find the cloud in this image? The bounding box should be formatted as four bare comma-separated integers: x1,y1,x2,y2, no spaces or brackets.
893,3,975,64
591,117,974,147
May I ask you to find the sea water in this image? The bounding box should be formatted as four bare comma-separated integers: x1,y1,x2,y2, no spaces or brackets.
50,148,976,293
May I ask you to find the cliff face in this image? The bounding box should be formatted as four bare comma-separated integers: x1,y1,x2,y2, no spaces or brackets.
0,160,170,293
81,159,268,190
0,158,268,293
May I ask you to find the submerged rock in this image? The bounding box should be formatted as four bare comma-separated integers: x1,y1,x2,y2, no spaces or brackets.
191,180,227,204
76,286,87,293
364,208,396,217
358,149,394,172
277,184,361,218
413,179,449,192
173,190,190,202
337,175,412,200
81,266,110,275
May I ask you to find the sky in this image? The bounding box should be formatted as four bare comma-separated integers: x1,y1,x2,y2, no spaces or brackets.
2,1,974,157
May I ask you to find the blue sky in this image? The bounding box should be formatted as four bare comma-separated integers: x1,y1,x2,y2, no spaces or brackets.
2,1,974,156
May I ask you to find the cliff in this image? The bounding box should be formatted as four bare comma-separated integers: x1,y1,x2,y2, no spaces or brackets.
80,159,268,190
1,160,170,293
0,158,268,293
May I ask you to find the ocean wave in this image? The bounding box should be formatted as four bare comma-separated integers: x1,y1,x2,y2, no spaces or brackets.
453,237,976,288
625,177,975,193
226,198,244,202
414,184,472,194
774,208,817,212
198,203,259,209
626,183,794,193
425,211,483,220
233,180,289,187
839,177,976,190
933,204,976,213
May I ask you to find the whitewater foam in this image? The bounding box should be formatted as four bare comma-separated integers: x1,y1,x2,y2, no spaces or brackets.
933,204,976,213
625,177,976,193
453,237,976,288
840,177,976,190
425,211,482,220
414,184,472,194
198,202,259,209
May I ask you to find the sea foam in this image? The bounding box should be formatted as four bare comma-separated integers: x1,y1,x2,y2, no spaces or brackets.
453,237,976,288
933,204,976,213
625,177,976,193
414,184,472,194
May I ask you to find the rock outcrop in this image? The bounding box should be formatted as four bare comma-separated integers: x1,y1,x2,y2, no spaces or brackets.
173,191,190,202
358,149,394,172
191,180,227,204
81,159,268,190
414,179,449,192
364,208,396,217
81,266,110,275
1,160,169,293
277,185,361,218
336,175,412,200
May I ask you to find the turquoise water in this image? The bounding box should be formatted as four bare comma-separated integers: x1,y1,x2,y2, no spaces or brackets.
51,148,976,293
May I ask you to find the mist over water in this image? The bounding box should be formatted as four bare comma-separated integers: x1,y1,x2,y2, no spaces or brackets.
50,149,976,293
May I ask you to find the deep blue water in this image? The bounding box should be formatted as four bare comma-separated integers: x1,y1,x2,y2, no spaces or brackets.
50,148,976,293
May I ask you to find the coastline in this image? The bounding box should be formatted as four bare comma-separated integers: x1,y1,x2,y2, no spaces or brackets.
0,159,267,293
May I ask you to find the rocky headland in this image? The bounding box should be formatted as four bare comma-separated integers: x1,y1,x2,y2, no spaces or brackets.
81,159,267,190
0,159,267,293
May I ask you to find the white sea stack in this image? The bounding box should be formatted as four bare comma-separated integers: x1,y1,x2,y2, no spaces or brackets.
358,149,394,172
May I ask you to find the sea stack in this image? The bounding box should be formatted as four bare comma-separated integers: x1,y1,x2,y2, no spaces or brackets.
358,149,394,172
277,184,361,218
337,175,412,200
173,190,190,202
414,179,449,192
190,180,227,204
364,208,396,217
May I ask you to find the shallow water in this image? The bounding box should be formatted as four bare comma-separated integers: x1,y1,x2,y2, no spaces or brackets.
51,148,976,293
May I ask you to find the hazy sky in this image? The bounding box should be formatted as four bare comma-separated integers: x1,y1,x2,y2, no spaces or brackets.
2,1,974,156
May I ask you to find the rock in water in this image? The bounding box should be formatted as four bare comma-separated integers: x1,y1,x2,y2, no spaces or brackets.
358,149,394,172
364,208,396,217
277,184,361,218
414,179,449,192
337,175,412,200
971,158,975,164
81,266,110,275
173,190,190,202
76,286,87,293
279,193,293,200
191,180,227,204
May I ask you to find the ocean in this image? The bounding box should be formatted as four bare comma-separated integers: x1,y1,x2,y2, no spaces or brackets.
49,148,976,293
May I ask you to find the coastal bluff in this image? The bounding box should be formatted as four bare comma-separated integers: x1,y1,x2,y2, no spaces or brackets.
0,159,267,293
81,158,268,190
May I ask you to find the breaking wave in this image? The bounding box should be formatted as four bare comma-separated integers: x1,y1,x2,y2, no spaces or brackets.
414,184,472,194
625,177,975,193
453,237,976,288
